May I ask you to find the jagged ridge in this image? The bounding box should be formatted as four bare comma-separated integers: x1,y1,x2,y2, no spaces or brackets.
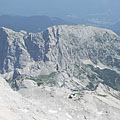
0,25,120,90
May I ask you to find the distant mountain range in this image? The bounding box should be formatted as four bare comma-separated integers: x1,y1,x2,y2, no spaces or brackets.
0,15,73,33
0,15,120,35
109,21,120,35
64,10,120,35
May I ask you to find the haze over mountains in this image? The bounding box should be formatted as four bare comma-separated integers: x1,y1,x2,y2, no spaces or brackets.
0,0,120,18
1,0,120,35
0,14,120,35
0,15,72,33
110,21,120,35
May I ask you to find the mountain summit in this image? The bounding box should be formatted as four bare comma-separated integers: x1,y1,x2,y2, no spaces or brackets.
0,25,120,91
0,25,120,120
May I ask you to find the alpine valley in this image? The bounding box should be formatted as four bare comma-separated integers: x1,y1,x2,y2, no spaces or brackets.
0,25,120,120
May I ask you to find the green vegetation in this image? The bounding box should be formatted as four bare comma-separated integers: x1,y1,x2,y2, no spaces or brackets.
29,72,57,86
106,45,111,50
88,64,120,91
73,62,120,91
6,79,13,84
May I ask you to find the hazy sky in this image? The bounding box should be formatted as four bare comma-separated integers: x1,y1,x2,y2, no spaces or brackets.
0,0,119,17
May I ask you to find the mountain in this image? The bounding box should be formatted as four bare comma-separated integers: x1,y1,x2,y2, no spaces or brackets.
0,25,120,119
65,10,116,25
0,15,72,33
64,10,120,35
0,25,120,91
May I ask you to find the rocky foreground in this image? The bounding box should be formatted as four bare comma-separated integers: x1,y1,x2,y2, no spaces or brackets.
0,76,120,120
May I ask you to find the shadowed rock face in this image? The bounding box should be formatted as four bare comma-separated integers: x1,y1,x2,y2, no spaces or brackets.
0,25,120,90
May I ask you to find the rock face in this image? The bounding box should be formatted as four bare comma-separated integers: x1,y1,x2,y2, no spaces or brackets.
19,79,38,89
0,25,120,90
0,25,120,119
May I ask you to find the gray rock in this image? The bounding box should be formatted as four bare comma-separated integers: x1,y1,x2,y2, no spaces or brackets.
0,76,120,120
0,25,120,90
20,79,38,89
0,25,120,119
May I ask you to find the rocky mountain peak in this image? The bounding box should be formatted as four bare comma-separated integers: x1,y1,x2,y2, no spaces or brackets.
0,25,120,120
0,25,120,91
